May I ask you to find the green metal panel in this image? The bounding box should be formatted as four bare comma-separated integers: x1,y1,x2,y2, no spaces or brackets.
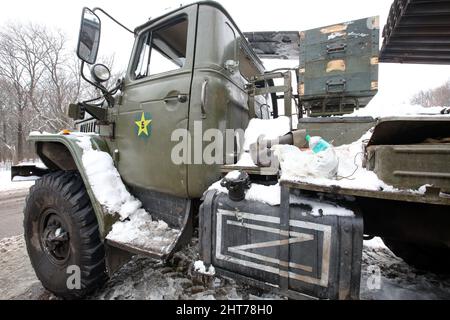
297,117,375,146
366,144,450,193
187,3,264,198
298,17,380,116
28,134,115,238
115,5,198,198
365,117,450,193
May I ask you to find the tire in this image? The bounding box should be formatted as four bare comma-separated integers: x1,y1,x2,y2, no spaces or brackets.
24,171,107,299
382,238,450,274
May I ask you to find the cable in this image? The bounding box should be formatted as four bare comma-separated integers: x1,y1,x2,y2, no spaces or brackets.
264,67,299,74
336,151,363,181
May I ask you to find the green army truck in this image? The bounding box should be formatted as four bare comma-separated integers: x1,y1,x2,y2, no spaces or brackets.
12,0,450,299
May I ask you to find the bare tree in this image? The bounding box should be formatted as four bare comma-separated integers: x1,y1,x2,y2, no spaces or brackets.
0,22,120,163
411,80,450,108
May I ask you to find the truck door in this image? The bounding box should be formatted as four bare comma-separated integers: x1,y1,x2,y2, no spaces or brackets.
115,6,197,198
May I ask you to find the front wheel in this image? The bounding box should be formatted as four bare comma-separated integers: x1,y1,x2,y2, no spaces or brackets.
24,171,107,299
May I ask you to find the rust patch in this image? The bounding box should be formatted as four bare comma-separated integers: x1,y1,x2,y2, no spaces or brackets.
370,57,379,65
371,81,378,90
299,31,306,40
367,16,380,30
299,83,305,96
320,24,347,34
326,60,346,72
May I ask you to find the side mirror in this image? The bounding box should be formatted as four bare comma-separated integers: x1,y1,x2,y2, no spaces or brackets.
77,8,101,64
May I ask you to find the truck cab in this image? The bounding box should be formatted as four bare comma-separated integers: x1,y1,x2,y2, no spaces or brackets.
109,2,266,201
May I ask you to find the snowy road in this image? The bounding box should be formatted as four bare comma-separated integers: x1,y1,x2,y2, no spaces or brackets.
1,185,450,300
0,189,28,238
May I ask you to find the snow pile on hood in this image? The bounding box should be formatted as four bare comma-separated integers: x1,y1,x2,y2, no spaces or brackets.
75,135,180,250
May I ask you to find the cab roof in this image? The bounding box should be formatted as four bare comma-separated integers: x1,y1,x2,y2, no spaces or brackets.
134,1,265,72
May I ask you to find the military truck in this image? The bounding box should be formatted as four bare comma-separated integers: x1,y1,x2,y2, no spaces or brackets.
13,0,450,299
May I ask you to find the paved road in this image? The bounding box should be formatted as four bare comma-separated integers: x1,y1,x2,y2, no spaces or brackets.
0,189,28,238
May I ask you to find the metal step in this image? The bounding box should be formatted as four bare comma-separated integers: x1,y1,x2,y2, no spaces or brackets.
106,205,193,261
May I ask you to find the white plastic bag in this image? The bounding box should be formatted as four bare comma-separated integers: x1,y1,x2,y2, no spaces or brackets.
273,144,339,179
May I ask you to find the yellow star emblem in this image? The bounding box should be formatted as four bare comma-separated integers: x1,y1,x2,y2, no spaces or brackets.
135,112,152,136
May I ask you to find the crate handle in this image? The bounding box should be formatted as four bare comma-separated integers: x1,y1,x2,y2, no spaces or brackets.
327,43,347,54
326,79,346,93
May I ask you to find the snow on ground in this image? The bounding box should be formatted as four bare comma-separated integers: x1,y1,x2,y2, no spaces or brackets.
194,261,216,276
0,170,35,192
0,235,42,300
360,238,450,300
2,234,450,300
74,134,181,253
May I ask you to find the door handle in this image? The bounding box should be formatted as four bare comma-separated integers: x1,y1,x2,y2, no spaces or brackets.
200,80,208,119
164,94,187,104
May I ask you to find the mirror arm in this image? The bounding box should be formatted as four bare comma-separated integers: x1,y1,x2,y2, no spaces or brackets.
80,61,115,107
92,7,135,35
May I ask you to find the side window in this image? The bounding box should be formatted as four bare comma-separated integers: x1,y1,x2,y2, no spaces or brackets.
133,17,188,79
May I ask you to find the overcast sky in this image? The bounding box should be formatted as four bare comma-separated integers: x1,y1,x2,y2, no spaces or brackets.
1,0,450,107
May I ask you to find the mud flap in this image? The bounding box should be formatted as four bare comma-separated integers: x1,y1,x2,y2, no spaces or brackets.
11,165,49,181
200,188,363,300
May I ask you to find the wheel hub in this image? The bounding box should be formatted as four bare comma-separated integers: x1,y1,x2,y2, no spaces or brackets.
40,212,70,264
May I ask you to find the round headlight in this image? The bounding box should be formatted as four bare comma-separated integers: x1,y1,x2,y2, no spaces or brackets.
90,64,111,83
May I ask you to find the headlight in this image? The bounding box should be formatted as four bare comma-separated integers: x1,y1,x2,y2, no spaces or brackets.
90,63,111,83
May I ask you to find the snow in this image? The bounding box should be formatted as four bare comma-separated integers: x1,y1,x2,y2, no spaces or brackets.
273,144,339,179
242,116,291,151
75,135,139,220
225,170,242,181
107,210,179,253
29,131,57,136
328,32,345,40
345,101,449,118
209,182,354,217
230,116,291,168
12,176,40,182
364,237,388,249
0,170,35,192
193,261,216,276
74,134,180,251
290,196,355,217
3,234,450,300
15,161,47,169
276,129,410,193
348,32,368,37
245,183,282,206
233,152,256,167
0,160,44,191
